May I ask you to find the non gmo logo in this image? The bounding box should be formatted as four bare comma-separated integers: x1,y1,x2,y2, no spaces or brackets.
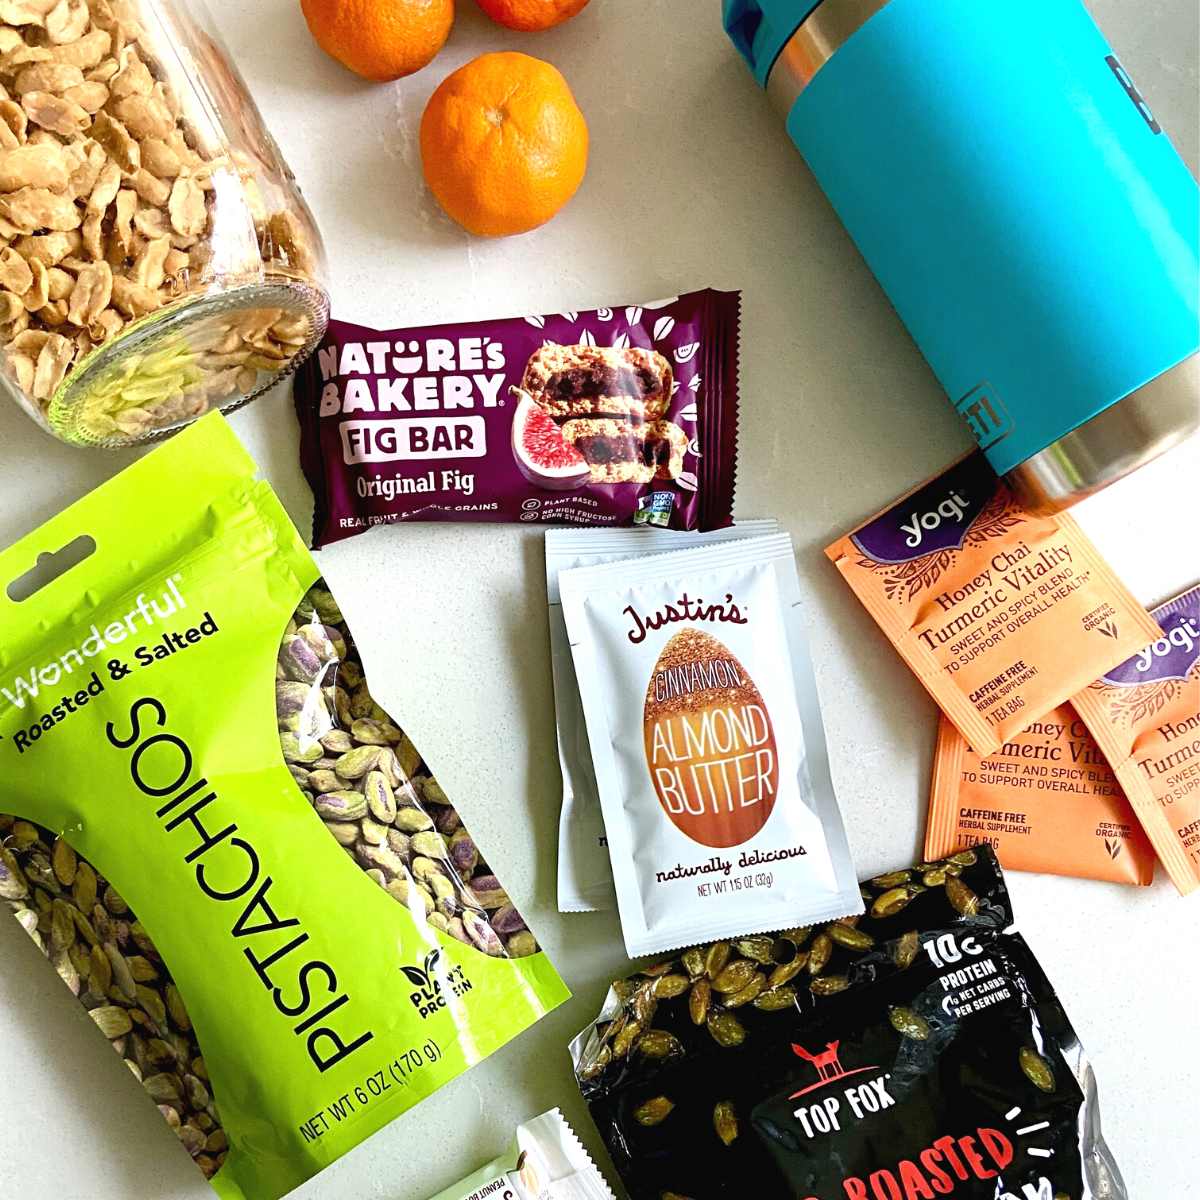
402,948,472,1019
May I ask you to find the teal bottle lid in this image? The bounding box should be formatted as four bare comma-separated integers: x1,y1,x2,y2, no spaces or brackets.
723,0,823,85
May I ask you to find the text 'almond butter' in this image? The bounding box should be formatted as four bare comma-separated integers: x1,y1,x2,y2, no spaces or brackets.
560,532,861,957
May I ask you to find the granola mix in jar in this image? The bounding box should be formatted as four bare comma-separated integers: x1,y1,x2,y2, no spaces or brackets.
0,0,327,446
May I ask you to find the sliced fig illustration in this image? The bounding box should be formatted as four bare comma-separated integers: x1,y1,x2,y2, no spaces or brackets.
510,389,590,491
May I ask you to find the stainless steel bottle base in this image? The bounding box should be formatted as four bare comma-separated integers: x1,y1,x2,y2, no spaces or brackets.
1005,353,1200,513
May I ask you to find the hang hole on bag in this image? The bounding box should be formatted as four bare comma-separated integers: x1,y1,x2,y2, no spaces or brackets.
6,535,97,603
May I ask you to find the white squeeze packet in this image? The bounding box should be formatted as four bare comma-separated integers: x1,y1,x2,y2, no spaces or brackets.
559,533,861,957
427,1109,613,1200
546,521,779,913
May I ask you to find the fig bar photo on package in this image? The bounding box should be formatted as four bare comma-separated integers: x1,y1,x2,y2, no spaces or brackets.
1072,584,1200,896
0,415,569,1200
294,289,740,546
825,451,1162,756
545,521,779,915
559,533,861,958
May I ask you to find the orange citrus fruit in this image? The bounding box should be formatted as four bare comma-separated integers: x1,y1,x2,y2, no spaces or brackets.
475,0,590,31
420,52,589,237
300,0,454,82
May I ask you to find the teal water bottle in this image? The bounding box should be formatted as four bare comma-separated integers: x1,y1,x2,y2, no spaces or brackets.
724,0,1200,509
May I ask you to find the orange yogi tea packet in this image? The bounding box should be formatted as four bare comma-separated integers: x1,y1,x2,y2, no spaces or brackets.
824,451,1162,755
926,704,1156,885
1072,585,1200,896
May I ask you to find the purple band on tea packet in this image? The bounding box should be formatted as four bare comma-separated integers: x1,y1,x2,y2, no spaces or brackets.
851,452,997,565
1101,584,1200,686
294,290,740,548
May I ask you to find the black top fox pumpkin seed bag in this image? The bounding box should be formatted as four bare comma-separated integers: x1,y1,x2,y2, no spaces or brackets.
571,848,1126,1200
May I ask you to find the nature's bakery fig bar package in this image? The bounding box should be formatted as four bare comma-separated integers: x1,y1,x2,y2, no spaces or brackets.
560,533,861,957
1072,585,1200,896
825,451,1162,755
926,705,1157,885
0,414,568,1200
294,290,740,546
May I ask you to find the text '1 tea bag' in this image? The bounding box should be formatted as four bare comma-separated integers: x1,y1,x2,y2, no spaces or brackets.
545,521,779,915
1072,584,1200,896
426,1109,613,1200
825,451,1162,756
0,414,569,1200
572,848,1127,1200
926,704,1157,885
559,533,861,957
294,290,740,545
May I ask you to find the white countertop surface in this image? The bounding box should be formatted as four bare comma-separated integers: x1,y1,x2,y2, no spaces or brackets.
0,1,1197,1197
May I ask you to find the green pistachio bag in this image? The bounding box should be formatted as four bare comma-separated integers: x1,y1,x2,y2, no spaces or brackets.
0,413,569,1200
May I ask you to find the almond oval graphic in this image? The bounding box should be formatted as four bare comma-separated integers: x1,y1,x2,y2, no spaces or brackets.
643,629,778,848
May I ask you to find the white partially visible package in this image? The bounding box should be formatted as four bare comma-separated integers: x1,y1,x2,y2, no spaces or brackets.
560,533,862,957
546,522,779,913
427,1109,614,1200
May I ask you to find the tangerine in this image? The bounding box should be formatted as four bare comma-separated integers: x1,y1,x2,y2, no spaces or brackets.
475,0,591,31
301,0,454,82
420,52,589,237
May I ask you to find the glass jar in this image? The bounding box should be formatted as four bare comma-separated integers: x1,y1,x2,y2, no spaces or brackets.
0,0,329,447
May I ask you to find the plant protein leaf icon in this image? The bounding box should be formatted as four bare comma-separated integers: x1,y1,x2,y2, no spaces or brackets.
643,629,778,848
400,948,443,992
400,965,428,989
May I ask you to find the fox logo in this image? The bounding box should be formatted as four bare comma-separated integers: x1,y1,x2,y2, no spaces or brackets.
792,1040,846,1083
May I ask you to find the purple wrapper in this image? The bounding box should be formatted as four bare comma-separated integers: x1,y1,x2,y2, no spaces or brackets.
294,290,741,548
1101,584,1200,686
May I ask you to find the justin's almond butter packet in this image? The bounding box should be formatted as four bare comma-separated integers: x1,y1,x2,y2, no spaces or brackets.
825,452,1162,755
926,704,1156,885
1072,584,1200,896
559,533,861,957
